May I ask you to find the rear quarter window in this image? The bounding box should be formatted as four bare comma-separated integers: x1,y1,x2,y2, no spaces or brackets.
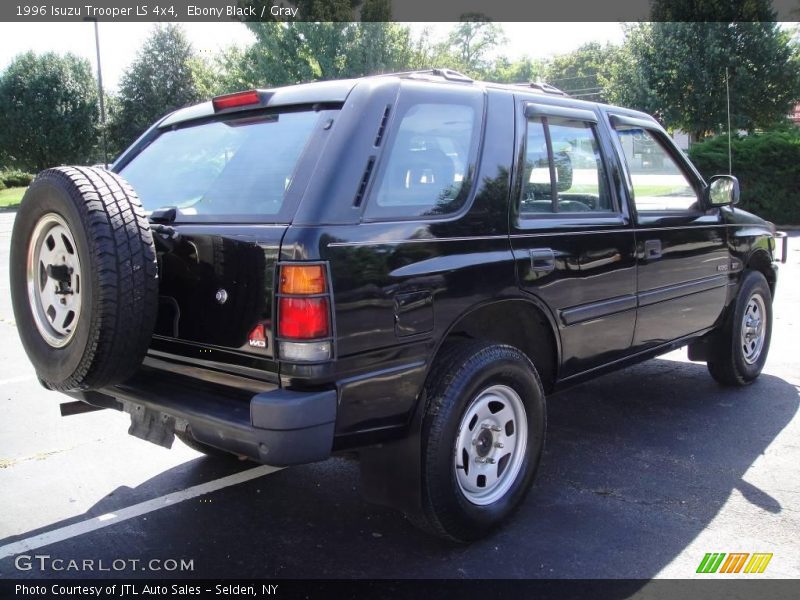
364,98,482,220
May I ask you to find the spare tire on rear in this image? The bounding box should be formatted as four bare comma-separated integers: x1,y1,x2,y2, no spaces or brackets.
10,166,158,392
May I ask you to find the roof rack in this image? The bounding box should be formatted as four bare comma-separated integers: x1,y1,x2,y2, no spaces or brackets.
376,68,474,84
372,69,568,96
508,81,567,96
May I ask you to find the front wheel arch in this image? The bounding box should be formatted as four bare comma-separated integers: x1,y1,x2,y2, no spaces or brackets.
745,248,776,297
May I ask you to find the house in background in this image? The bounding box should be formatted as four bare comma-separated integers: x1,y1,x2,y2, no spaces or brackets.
790,104,800,125
671,130,690,151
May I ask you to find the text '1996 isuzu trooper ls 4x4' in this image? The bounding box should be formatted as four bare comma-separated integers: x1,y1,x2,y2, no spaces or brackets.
10,69,783,541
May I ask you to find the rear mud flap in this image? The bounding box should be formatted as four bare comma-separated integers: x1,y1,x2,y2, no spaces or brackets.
127,404,176,449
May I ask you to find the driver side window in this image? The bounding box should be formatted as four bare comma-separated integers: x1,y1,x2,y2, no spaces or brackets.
520,116,613,216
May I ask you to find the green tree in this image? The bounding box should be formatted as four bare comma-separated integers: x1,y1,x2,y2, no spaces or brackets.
108,24,207,154
601,24,660,114
0,52,98,171
545,42,620,102
606,1,800,139
212,45,257,94
443,16,505,77
485,56,545,84
224,19,426,90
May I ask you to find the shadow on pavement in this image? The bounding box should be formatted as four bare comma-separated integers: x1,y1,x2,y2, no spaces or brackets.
1,357,797,580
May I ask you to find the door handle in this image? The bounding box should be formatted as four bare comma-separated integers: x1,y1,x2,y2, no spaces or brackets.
530,248,555,273
644,239,662,261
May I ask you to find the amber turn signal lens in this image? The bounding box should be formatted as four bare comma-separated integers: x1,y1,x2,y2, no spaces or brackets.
280,265,326,295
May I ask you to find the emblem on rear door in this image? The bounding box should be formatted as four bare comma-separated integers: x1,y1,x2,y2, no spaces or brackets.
215,289,228,304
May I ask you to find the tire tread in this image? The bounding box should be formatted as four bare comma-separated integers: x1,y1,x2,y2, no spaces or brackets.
29,166,158,391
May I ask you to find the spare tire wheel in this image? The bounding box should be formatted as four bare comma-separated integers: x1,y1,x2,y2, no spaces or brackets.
9,166,158,391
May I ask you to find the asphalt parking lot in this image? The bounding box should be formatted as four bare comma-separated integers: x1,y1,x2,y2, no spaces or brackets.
0,210,798,580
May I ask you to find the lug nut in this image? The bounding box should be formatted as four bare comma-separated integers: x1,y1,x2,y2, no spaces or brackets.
494,442,504,448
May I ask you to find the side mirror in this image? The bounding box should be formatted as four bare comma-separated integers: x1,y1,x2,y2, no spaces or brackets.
705,175,740,207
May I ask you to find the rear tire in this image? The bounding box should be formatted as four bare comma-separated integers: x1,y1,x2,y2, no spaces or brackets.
416,341,546,542
707,270,772,386
9,167,158,391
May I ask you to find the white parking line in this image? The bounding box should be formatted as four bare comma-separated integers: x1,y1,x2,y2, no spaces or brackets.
0,375,35,386
0,464,280,560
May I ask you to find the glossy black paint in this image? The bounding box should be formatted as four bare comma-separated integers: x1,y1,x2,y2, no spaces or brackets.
110,74,778,457
148,224,283,384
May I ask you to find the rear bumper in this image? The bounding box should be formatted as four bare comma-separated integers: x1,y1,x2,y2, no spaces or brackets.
67,364,337,467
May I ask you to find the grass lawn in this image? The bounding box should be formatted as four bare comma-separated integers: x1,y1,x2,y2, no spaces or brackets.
569,183,683,196
0,187,27,208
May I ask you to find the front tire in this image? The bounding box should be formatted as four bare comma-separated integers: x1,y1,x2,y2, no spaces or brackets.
707,270,773,386
417,341,546,542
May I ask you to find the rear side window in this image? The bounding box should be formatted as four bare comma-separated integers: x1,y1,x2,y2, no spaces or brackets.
365,102,480,219
119,109,324,223
521,116,613,215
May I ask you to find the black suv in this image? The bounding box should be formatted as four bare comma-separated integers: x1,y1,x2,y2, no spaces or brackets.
10,69,781,541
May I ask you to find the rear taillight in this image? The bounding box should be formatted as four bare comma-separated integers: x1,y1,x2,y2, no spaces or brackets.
280,265,326,295
277,264,332,362
212,90,260,112
278,298,329,338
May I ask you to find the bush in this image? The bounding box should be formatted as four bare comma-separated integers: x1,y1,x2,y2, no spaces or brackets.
689,128,800,224
0,178,5,191
0,170,34,187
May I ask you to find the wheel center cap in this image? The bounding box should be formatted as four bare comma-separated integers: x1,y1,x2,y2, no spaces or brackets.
475,428,493,457
46,264,71,284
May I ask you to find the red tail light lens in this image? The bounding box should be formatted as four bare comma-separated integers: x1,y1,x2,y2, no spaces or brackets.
278,297,330,339
212,90,260,112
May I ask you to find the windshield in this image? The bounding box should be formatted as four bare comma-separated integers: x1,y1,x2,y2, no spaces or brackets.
119,109,324,222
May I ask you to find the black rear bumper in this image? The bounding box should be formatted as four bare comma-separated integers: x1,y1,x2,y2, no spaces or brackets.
66,362,337,466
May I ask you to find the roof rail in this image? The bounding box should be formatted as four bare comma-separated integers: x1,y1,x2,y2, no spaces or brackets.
376,68,474,84
509,81,567,96
371,70,567,96
428,68,473,83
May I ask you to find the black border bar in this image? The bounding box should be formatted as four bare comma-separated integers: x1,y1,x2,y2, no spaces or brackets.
2,0,799,22
2,579,800,600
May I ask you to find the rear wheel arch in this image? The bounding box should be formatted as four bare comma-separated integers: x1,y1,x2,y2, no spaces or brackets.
433,297,560,393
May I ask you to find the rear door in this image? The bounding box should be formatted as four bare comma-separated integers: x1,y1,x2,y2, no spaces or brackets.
607,113,729,351
117,106,338,380
510,100,637,378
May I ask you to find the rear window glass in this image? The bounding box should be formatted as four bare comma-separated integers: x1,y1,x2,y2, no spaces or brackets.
119,110,322,222
365,102,480,219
